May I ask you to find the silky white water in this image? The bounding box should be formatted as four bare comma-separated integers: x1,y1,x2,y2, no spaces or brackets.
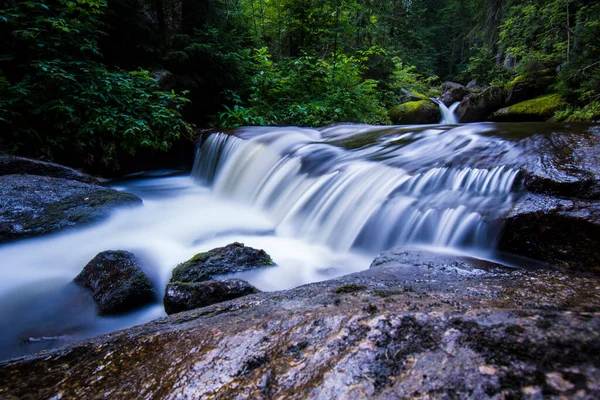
0,116,526,360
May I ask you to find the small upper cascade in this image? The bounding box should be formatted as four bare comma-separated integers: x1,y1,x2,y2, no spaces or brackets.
191,125,522,255
432,98,459,124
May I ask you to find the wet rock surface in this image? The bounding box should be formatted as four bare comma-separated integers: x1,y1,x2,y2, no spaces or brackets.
456,86,504,122
0,153,99,185
498,193,600,275
518,126,600,199
439,81,468,106
74,251,156,315
170,242,276,283
1,249,599,399
0,174,142,243
164,278,260,315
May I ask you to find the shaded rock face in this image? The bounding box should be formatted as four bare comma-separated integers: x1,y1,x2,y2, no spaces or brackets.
389,100,441,124
151,70,176,92
0,154,99,185
504,72,555,106
439,81,468,106
466,79,488,92
0,175,142,243
170,242,275,283
2,249,599,399
455,86,504,122
164,279,259,315
498,194,600,275
74,251,156,315
495,126,600,274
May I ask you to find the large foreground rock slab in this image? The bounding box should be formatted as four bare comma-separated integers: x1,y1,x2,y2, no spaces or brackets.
0,175,142,243
1,250,599,399
74,251,156,315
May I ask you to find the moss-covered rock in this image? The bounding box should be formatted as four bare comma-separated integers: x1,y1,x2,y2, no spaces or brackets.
503,70,555,106
74,251,156,315
0,175,142,243
491,94,566,122
455,86,504,122
170,242,275,284
389,100,441,124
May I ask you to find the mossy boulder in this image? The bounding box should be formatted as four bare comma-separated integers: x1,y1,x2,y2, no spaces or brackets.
164,279,259,315
164,243,272,314
74,251,156,315
170,242,275,283
389,100,441,124
503,70,555,106
0,174,142,243
455,86,504,122
491,94,566,122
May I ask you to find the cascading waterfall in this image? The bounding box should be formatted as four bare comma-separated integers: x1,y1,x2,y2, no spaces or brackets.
432,98,459,124
193,124,521,254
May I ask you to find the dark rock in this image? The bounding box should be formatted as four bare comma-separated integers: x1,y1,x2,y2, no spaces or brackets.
498,193,600,275
151,70,176,92
389,100,441,124
455,86,504,122
465,79,488,92
491,94,566,122
0,154,99,184
170,242,275,283
397,88,426,104
74,251,156,315
0,175,142,243
504,71,555,106
164,279,259,315
439,81,468,106
518,126,600,199
2,249,599,398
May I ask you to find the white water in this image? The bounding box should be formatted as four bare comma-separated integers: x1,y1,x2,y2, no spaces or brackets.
432,98,459,124
0,119,523,360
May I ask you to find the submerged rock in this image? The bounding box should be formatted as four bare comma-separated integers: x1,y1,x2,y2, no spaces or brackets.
455,86,504,122
74,251,156,315
1,249,599,398
498,194,600,275
164,279,259,315
0,154,99,185
439,81,468,106
170,242,275,283
0,175,142,243
389,100,441,124
491,94,566,122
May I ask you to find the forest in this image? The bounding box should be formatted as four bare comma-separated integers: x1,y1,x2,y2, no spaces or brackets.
1,0,599,172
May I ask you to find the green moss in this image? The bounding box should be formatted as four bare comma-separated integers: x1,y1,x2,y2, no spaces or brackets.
389,100,440,124
508,94,565,115
335,284,367,294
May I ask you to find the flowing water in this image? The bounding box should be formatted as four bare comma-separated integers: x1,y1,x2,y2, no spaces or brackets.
1,111,554,361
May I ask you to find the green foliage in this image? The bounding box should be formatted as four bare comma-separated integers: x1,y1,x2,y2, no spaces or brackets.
0,0,192,171
218,47,390,127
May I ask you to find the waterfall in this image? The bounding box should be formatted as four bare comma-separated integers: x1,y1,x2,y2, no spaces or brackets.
192,125,520,254
432,98,459,124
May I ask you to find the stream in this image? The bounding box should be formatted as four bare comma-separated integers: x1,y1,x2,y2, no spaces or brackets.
0,116,572,361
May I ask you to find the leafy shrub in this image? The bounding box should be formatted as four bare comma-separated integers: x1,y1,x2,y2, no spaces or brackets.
0,0,192,171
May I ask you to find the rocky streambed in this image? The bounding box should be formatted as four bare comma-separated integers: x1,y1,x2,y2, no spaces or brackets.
0,122,599,399
1,249,599,399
